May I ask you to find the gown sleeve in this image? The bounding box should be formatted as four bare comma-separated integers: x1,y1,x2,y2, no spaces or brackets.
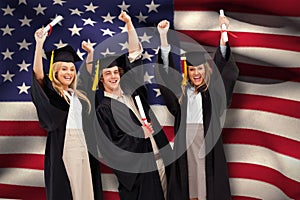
30,73,68,132
213,43,239,107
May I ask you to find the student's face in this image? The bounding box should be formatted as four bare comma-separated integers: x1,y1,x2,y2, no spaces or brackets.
188,64,205,87
101,66,120,93
56,62,76,90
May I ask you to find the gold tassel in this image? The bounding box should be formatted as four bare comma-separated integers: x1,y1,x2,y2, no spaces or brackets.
92,59,100,91
181,56,187,86
48,50,54,81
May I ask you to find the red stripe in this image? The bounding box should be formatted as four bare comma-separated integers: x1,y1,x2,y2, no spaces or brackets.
174,0,300,17
177,30,300,52
230,93,300,118
237,62,300,82
232,197,261,200
223,128,300,160
162,126,175,142
0,121,46,136
103,191,120,200
0,184,46,200
0,154,44,170
0,184,121,200
100,162,114,174
228,163,300,198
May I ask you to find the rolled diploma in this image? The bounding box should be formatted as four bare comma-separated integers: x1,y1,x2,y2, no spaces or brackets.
219,10,228,42
43,15,63,33
134,95,148,124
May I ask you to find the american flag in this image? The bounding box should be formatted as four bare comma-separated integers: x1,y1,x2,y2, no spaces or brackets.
0,0,300,200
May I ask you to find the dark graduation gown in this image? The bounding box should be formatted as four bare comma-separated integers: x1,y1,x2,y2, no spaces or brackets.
95,54,172,200
30,71,103,200
155,43,239,200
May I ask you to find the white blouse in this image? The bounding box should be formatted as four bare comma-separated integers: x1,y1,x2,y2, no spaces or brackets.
186,86,203,124
64,89,83,130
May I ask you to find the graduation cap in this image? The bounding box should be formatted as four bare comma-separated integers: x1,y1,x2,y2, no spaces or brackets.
181,51,208,86
45,45,81,80
185,51,207,67
91,54,124,91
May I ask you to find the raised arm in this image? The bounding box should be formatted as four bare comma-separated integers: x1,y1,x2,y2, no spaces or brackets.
81,41,94,75
33,28,47,84
118,11,140,53
158,20,170,48
219,14,230,47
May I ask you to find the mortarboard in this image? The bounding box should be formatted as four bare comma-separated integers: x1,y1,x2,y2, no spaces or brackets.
45,45,81,64
184,51,207,67
45,45,81,80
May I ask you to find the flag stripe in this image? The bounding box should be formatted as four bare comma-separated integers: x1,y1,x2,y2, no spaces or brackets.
173,0,300,17
237,62,300,82
224,144,300,182
101,173,118,192
228,163,300,197
232,197,261,200
0,121,46,136
0,184,45,200
0,136,45,154
0,154,44,170
229,178,292,200
231,47,300,68
230,94,300,118
0,184,120,200
178,30,300,52
233,81,300,102
0,168,44,187
174,11,300,36
0,102,37,120
225,109,300,142
223,128,300,160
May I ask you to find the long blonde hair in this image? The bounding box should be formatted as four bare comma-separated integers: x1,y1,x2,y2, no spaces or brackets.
50,62,91,113
179,61,211,104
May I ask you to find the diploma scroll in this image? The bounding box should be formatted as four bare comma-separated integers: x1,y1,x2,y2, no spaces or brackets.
219,9,228,42
134,95,148,125
43,15,63,34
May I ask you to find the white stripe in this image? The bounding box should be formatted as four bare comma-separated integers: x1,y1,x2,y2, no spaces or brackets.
0,168,44,187
231,47,300,68
174,11,300,37
198,45,300,68
225,109,300,142
0,102,38,121
0,168,119,191
0,136,46,154
150,105,175,126
101,173,118,192
225,144,300,182
234,81,300,102
230,178,292,200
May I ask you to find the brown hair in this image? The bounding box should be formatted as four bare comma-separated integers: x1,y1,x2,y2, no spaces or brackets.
98,67,124,91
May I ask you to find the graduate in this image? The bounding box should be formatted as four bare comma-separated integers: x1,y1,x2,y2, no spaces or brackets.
31,28,103,200
155,15,239,200
94,11,172,200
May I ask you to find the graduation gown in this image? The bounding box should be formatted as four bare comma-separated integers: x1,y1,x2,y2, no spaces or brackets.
155,43,239,200
95,55,172,200
31,73,103,200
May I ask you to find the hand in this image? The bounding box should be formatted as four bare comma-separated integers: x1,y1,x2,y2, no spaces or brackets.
157,20,170,35
81,41,93,54
219,16,229,30
34,28,47,45
118,11,131,23
142,123,154,138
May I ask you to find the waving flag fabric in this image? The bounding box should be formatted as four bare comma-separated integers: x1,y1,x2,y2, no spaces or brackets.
1,0,300,200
